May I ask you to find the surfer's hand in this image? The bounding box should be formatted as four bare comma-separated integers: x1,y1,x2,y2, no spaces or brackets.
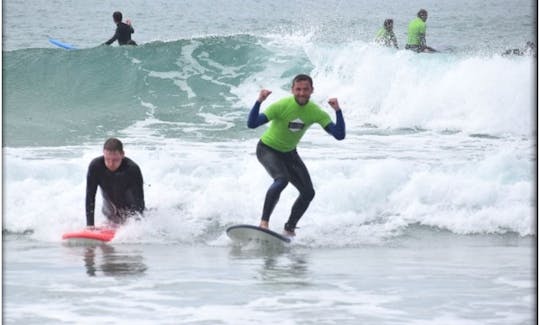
126,19,132,26
328,98,340,111
258,89,272,103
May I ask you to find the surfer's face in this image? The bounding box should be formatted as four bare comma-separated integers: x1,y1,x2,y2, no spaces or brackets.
104,150,124,172
292,80,313,106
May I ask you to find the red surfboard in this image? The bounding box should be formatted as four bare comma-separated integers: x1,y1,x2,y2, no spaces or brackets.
62,227,116,245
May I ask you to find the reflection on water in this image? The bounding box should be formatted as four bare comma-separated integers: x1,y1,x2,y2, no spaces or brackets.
259,252,310,285
83,244,147,277
229,245,311,285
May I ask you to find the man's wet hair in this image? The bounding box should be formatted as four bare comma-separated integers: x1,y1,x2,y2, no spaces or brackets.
103,138,124,152
418,9,428,18
113,11,123,23
292,74,313,88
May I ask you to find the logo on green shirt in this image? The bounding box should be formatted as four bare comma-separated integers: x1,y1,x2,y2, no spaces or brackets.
288,118,305,132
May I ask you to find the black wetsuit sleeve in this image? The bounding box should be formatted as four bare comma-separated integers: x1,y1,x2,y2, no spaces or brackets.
105,30,118,45
324,110,346,140
85,159,100,226
105,23,125,45
131,164,145,213
391,31,399,49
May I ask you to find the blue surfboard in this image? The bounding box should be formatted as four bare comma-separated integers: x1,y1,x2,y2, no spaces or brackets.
48,38,77,50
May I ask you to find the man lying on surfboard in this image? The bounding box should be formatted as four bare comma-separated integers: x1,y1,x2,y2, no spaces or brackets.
85,138,145,227
247,74,346,236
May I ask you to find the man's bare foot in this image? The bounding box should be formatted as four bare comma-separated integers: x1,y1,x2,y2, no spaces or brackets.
283,229,296,237
259,220,269,229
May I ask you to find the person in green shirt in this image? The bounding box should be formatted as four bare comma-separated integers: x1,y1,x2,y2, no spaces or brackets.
375,19,398,49
247,74,346,236
405,9,436,53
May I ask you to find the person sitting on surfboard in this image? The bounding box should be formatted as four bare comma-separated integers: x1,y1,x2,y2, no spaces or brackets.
247,74,346,236
85,138,145,227
104,11,137,46
405,9,436,53
375,19,398,49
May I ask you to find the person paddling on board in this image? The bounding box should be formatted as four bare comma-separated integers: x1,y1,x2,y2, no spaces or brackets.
104,11,137,46
85,138,145,228
405,9,436,53
247,74,346,237
375,19,399,49
502,41,537,57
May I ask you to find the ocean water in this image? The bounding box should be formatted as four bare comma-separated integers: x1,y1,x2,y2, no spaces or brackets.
2,0,537,324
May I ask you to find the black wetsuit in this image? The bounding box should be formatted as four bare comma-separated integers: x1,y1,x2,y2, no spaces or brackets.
85,156,145,226
105,22,137,46
256,141,315,232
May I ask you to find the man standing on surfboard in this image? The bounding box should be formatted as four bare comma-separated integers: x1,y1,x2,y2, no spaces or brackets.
104,11,137,46
247,74,346,236
85,138,145,227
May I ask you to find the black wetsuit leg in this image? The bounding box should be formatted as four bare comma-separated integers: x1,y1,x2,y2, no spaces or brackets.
283,150,315,232
256,141,289,221
405,44,422,52
256,141,315,230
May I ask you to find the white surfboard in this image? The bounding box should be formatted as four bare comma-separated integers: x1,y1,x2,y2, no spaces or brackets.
226,224,292,247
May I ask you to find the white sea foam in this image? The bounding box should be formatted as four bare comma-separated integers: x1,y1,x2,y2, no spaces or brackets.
3,126,534,246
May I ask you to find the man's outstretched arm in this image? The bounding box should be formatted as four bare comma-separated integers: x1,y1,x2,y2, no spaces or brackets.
247,101,269,128
324,111,345,140
247,89,272,128
324,98,345,140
